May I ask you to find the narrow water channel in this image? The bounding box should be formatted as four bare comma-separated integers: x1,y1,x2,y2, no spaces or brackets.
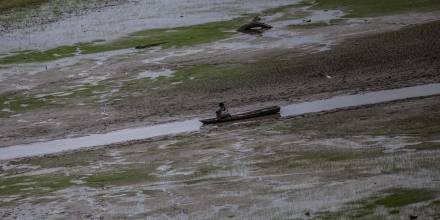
0,83,439,160
281,83,440,117
0,120,202,160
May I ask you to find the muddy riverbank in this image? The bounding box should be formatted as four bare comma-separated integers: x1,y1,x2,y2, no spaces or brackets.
1,1,440,218
1,92,439,219
2,83,440,160
1,20,439,148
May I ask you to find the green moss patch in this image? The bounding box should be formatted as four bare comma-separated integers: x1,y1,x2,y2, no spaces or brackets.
0,92,55,117
85,168,156,187
2,0,439,65
0,0,47,10
0,45,77,64
389,209,400,214
126,19,245,48
374,188,435,208
0,1,311,65
318,188,436,219
255,147,383,171
0,174,73,197
0,18,246,64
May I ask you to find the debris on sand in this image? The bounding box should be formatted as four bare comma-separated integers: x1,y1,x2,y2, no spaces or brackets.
237,16,272,34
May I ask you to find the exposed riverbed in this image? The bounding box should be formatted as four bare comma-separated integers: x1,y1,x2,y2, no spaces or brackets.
1,83,439,161
1,1,440,219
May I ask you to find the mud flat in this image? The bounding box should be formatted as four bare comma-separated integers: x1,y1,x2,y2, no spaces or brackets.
1,19,439,148
0,1,440,219
1,93,439,219
1,83,440,160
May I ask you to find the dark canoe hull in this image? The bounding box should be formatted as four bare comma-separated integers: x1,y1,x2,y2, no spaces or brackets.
200,106,280,125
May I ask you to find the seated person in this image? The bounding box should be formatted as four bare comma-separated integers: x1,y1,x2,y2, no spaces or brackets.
216,102,232,120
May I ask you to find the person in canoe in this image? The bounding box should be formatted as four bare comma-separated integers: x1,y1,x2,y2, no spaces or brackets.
216,102,232,120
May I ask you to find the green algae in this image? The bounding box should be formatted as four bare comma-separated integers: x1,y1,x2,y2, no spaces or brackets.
374,188,435,208
317,188,436,219
85,168,156,187
0,0,47,10
0,18,246,64
0,92,55,117
0,174,73,197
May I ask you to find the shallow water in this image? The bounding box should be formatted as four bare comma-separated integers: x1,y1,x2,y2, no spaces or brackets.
281,83,440,117
209,7,344,51
0,119,202,160
1,83,439,160
0,0,298,53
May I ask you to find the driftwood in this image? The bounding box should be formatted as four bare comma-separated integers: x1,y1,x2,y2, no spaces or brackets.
200,106,280,125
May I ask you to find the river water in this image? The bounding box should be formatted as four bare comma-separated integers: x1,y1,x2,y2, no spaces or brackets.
1,83,439,160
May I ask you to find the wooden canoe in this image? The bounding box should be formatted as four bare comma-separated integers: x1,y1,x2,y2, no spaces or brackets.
200,106,280,125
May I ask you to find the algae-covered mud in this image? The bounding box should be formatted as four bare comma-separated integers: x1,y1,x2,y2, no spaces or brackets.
1,94,440,219
2,83,440,161
1,0,440,219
